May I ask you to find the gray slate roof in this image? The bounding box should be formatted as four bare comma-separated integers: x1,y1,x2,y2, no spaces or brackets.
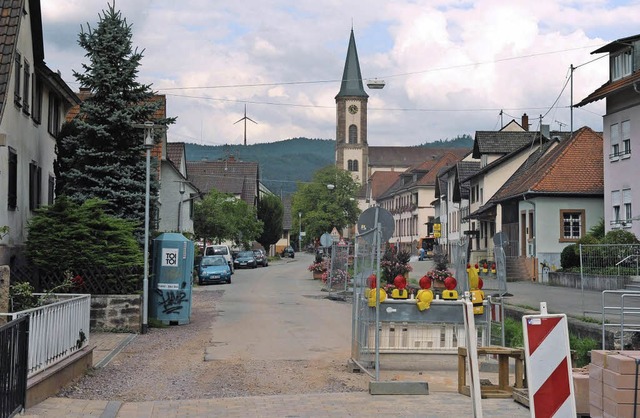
335,29,368,98
473,131,541,158
186,159,259,208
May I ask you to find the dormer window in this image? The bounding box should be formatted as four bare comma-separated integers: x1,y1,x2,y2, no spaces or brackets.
611,48,632,81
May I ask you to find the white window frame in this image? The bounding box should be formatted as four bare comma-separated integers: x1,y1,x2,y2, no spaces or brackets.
610,123,620,161
612,49,632,81
612,190,621,225
560,210,584,241
623,188,632,225
622,120,631,159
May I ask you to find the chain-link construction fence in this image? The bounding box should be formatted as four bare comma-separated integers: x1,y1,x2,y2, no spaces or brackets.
325,242,353,300
350,227,380,379
578,244,640,348
350,226,492,382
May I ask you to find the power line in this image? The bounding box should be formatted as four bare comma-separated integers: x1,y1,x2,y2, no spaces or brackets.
155,43,601,92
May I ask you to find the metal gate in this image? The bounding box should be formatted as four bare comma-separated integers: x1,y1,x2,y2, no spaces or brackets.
0,315,29,418
326,242,353,300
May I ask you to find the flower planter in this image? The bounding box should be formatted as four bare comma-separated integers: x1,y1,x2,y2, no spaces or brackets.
312,271,324,280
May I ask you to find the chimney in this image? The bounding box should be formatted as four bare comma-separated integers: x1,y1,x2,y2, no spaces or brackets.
521,113,529,131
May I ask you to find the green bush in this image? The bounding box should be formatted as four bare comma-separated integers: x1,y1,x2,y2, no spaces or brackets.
603,229,640,244
560,244,579,270
26,197,143,272
500,317,598,367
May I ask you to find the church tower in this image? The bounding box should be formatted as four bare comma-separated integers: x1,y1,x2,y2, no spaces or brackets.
335,30,368,185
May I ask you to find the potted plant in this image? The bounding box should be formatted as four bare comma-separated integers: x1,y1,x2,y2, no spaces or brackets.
380,245,412,283
308,259,329,279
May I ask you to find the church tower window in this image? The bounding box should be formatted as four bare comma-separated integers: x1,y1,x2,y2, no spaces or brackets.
349,124,357,144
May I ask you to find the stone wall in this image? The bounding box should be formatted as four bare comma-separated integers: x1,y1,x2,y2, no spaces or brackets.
548,272,628,291
91,294,141,333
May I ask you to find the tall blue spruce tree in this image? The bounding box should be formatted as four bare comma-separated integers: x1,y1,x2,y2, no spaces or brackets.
55,3,174,231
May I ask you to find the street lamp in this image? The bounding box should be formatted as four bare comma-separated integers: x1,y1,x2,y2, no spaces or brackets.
134,121,165,335
298,212,302,252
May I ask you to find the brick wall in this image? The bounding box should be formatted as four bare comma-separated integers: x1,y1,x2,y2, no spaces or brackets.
91,295,141,333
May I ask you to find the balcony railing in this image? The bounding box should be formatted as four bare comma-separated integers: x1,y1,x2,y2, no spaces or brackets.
0,293,91,377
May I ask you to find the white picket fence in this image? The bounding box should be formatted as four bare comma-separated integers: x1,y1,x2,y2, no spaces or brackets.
0,293,91,377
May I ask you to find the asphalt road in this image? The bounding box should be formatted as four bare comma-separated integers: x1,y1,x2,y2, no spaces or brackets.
201,252,353,362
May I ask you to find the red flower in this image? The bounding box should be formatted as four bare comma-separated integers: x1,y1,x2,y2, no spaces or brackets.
72,274,84,288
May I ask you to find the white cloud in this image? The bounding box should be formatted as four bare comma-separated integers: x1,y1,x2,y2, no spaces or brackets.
41,0,638,146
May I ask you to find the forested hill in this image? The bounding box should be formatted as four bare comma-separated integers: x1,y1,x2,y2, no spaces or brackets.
185,138,334,196
184,135,474,196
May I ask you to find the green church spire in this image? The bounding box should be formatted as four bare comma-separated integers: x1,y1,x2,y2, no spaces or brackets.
336,29,368,98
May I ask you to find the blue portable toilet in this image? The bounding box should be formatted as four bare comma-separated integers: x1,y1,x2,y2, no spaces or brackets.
150,233,194,325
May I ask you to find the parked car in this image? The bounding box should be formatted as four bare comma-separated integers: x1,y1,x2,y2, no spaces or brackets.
253,249,268,267
204,244,234,273
198,255,232,285
234,250,257,269
281,246,295,258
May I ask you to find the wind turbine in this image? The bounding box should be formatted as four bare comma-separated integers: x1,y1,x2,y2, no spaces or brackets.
234,104,257,146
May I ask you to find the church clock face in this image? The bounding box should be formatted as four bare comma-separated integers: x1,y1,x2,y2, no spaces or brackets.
348,104,358,114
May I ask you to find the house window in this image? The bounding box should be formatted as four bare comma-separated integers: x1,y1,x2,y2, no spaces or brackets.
48,92,60,137
29,162,42,211
48,174,55,205
32,76,42,123
347,159,358,171
611,123,620,159
612,49,632,81
8,148,17,210
480,188,483,204
622,120,631,158
348,124,357,144
352,159,358,172
14,52,21,106
612,190,621,224
623,188,632,222
471,186,476,203
560,210,584,241
22,61,30,114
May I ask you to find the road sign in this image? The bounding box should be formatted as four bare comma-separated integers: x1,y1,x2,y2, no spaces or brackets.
320,233,333,248
357,207,394,243
523,304,576,418
330,227,340,242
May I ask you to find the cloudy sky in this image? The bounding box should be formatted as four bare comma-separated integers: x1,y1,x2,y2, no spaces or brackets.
41,1,640,146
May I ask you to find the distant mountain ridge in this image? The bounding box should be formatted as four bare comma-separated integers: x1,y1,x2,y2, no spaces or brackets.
185,138,334,195
184,136,473,195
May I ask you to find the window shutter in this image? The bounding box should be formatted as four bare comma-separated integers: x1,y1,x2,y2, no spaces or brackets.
610,124,620,144
612,190,621,206
622,121,631,140
623,188,632,204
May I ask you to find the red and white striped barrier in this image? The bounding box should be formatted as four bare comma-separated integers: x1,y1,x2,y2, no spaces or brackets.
522,303,576,418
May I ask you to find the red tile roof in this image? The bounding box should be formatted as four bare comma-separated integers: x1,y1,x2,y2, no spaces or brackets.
369,170,400,200
492,127,603,201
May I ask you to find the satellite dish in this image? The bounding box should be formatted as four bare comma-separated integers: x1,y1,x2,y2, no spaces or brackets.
493,232,509,247
357,207,395,243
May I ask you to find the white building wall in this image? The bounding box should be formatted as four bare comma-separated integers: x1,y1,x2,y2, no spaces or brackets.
521,196,604,269
603,106,640,237
0,4,61,256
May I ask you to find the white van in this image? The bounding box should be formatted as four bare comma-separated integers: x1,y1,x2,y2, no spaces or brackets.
204,244,234,273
